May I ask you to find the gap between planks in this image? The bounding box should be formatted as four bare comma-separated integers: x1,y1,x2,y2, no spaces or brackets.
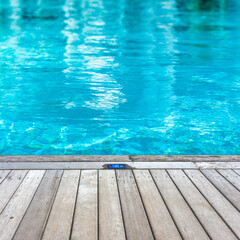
0,169,240,240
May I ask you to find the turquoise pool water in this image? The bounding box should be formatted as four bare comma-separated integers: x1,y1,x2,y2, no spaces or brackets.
0,0,240,154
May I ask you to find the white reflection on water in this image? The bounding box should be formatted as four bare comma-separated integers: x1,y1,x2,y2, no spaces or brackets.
62,0,126,111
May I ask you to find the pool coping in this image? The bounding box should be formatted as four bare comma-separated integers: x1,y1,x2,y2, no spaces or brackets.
0,155,240,170
1,161,240,170
0,155,240,162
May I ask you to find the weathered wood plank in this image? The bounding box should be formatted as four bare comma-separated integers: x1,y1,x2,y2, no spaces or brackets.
42,170,80,240
1,155,240,162
0,162,128,170
0,170,11,184
0,155,130,162
0,170,45,240
0,170,28,213
131,155,240,162
71,170,98,240
151,170,209,240
134,170,181,240
13,170,63,240
0,161,196,170
218,170,240,191
117,170,154,240
168,170,237,240
202,170,240,211
196,162,240,169
233,170,240,176
132,162,195,169
99,170,126,240
185,170,240,238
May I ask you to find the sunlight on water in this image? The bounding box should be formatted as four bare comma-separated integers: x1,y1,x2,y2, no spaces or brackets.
0,0,240,154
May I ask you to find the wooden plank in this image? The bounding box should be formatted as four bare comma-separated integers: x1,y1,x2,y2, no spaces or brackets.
134,170,181,240
131,155,240,162
202,170,240,211
116,170,154,240
42,170,80,240
1,155,240,163
13,170,63,240
218,170,240,191
185,170,240,238
151,170,209,240
234,170,240,176
0,155,130,162
0,170,45,240
0,170,11,184
168,170,237,240
132,162,195,169
0,170,28,213
71,170,98,240
0,161,196,170
196,162,240,169
99,170,126,240
0,162,127,170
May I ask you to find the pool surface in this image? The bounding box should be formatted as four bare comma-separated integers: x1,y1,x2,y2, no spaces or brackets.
1,0,240,154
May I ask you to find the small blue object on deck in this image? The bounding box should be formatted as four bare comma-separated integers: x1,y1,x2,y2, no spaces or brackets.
108,164,125,169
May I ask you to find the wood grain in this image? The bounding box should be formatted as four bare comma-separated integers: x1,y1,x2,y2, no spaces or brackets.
134,170,181,240
218,170,240,191
13,170,63,240
0,170,45,240
131,155,240,162
99,170,125,240
42,170,80,240
117,170,154,240
151,170,209,240
71,170,98,240
0,170,11,184
202,170,240,211
0,155,130,162
0,170,28,213
185,170,240,238
168,170,237,240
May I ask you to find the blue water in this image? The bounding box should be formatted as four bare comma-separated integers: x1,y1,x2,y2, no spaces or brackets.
0,0,240,154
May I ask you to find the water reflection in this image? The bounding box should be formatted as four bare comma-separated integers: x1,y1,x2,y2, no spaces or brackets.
61,0,126,111
176,0,227,12
0,0,240,154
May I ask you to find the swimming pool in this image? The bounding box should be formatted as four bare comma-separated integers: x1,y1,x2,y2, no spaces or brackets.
0,0,240,154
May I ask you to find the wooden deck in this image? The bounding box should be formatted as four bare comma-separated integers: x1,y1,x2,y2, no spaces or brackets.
0,164,240,240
